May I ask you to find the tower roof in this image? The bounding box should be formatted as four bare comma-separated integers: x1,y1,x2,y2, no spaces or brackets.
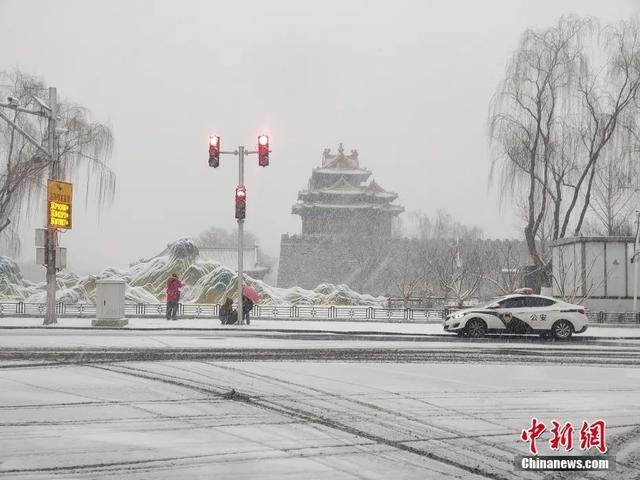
321,143,362,170
293,144,404,216
321,176,364,194
363,178,396,199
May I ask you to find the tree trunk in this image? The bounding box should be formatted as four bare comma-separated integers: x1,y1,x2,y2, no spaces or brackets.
574,162,597,235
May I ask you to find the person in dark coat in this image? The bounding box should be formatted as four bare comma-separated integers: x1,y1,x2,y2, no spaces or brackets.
166,273,182,320
242,295,254,325
219,297,237,325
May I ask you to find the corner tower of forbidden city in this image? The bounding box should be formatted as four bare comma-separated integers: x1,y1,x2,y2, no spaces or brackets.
277,144,404,292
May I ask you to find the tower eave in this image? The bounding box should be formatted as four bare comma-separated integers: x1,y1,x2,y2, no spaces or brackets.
292,202,404,212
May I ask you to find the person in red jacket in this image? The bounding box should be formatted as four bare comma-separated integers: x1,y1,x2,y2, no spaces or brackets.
166,273,182,320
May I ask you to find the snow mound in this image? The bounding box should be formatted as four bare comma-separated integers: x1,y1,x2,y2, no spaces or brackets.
1,238,384,306
0,256,36,299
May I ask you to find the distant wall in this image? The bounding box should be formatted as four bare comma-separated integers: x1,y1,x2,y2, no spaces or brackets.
277,234,390,295
277,234,351,289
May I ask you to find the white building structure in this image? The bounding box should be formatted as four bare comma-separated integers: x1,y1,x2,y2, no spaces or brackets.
551,236,636,312
198,246,269,280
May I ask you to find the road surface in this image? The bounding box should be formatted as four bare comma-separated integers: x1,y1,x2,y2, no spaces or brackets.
0,327,638,479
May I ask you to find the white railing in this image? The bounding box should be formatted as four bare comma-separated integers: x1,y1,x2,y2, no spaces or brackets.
0,302,448,322
0,302,638,325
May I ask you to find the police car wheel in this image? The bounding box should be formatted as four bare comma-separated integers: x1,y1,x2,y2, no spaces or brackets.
466,318,487,338
552,320,573,340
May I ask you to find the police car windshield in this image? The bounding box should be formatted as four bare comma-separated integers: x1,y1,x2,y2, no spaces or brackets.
484,298,503,308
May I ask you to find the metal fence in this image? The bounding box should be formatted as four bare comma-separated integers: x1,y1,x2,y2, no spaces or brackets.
0,302,638,325
0,302,447,322
586,311,640,325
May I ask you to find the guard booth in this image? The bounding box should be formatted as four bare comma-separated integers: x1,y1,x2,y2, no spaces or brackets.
92,279,128,327
551,236,635,312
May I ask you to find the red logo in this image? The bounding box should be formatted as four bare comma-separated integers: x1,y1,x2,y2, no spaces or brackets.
549,421,574,451
520,419,607,454
521,418,546,454
579,420,607,454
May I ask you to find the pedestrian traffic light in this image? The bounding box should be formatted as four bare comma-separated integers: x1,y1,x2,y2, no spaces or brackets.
208,135,220,167
258,135,269,167
235,186,246,219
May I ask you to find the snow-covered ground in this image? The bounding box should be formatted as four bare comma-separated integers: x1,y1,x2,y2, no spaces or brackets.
0,315,638,338
0,322,637,478
0,360,637,479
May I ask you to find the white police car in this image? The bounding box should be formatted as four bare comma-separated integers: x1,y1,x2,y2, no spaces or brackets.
443,291,588,339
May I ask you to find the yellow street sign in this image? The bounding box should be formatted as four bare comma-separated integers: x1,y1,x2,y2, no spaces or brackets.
47,180,72,203
47,180,72,229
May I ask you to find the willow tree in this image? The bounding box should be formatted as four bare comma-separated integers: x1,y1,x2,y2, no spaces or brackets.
490,17,640,268
0,70,115,254
587,147,637,236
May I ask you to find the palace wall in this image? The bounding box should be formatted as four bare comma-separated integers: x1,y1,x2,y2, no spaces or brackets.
301,211,393,237
277,234,391,295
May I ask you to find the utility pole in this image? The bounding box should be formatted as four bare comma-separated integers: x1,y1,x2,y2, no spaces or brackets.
208,134,270,325
44,87,58,325
0,86,60,326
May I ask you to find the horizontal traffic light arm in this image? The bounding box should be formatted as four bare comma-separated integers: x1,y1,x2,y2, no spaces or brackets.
213,150,269,155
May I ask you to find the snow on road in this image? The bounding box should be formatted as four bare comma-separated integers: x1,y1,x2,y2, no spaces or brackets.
0,361,638,479
0,325,639,371
1,316,639,338
0,320,637,478
0,329,639,362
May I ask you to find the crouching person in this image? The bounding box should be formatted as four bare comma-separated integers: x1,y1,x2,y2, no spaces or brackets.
219,297,238,325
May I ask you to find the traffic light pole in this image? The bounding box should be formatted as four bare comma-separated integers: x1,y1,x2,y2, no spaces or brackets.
210,136,268,326
237,146,245,324
218,145,250,325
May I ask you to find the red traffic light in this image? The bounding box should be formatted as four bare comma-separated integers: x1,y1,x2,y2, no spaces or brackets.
258,135,269,167
208,135,220,167
235,186,246,219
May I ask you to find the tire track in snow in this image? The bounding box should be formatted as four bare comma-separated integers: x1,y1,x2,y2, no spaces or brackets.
91,363,527,480
202,362,526,478
1,444,393,477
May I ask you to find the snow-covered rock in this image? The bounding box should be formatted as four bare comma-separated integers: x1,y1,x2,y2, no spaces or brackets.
0,238,385,306
0,256,33,299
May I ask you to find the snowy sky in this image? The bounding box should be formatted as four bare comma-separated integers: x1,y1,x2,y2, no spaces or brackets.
1,0,638,275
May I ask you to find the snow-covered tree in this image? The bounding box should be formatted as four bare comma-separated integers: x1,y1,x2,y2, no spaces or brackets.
490,16,640,269
0,70,115,254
